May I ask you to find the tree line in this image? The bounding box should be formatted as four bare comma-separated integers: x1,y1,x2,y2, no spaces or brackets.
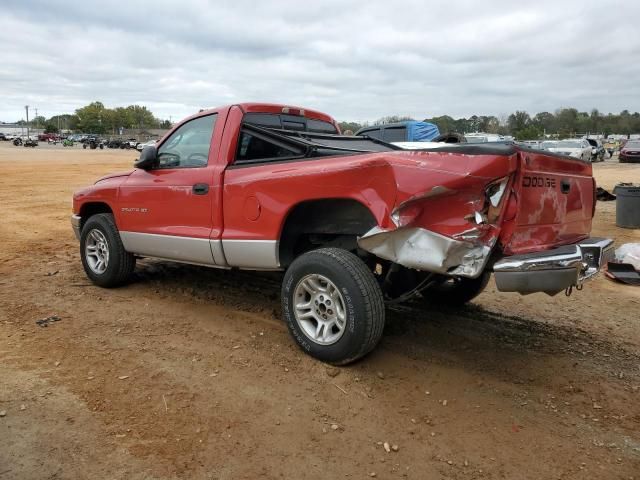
339,108,640,140
14,101,171,134
11,102,640,139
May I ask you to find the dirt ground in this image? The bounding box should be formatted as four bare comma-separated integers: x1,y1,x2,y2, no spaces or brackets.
1,142,639,480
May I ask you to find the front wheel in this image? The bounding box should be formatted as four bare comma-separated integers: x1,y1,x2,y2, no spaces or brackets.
420,272,491,306
80,213,135,287
282,248,385,365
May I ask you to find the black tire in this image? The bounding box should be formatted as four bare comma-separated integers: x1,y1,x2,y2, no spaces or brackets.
420,272,490,306
83,143,87,149
80,213,135,288
282,248,385,365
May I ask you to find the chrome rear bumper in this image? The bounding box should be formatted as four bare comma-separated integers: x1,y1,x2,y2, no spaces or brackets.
492,238,614,295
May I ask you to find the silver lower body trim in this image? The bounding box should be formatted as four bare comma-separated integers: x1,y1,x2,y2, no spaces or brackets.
120,232,218,266
117,232,281,270
221,239,280,270
71,214,82,240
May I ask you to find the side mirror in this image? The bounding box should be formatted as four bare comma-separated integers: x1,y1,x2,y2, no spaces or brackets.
134,146,158,169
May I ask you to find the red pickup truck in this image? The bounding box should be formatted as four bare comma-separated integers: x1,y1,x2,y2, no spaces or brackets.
71,103,613,364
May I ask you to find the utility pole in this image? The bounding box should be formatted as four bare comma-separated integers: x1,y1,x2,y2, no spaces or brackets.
34,108,38,130
25,105,30,140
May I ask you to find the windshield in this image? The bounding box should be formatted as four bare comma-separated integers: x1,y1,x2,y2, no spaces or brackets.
625,141,640,149
556,141,583,148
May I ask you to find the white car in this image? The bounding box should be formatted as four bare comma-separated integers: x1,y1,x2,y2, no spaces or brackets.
136,139,157,151
545,139,593,161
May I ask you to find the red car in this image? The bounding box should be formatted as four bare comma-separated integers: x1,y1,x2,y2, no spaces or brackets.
619,140,640,163
71,103,613,364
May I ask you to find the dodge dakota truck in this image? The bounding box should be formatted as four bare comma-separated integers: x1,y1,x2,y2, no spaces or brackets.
71,103,614,364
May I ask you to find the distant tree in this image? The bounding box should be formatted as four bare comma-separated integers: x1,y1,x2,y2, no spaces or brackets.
507,111,531,133
75,101,108,133
160,119,173,129
373,115,414,126
423,115,457,133
44,122,59,133
338,121,363,133
514,125,543,140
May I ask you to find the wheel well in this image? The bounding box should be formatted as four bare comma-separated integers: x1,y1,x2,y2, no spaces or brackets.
79,202,113,228
278,199,377,267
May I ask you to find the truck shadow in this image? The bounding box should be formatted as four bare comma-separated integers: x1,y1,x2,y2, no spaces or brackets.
132,259,633,379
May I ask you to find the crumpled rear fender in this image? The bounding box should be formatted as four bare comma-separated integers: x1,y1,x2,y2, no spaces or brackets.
357,151,518,277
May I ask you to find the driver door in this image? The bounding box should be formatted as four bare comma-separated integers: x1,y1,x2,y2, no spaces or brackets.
118,113,221,265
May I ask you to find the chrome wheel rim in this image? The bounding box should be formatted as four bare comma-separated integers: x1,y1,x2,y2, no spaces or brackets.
293,274,347,345
85,229,109,274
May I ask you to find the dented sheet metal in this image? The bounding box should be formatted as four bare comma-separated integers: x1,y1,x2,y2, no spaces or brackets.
358,226,492,278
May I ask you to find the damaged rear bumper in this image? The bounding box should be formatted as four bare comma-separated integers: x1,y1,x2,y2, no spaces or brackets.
492,237,614,295
357,226,493,278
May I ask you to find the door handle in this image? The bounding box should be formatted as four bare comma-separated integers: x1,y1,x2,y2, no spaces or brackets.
561,179,570,194
192,183,209,195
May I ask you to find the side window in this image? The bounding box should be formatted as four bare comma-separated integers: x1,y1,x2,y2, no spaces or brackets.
235,128,304,165
156,114,217,169
307,119,338,134
360,128,382,140
382,127,407,142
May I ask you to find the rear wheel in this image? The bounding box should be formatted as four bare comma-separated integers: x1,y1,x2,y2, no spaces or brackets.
420,272,490,306
282,248,385,365
80,213,135,287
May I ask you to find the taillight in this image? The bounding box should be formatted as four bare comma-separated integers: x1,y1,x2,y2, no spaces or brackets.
591,177,597,218
484,176,510,224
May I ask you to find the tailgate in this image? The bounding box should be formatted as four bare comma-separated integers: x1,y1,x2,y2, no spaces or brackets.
499,149,595,255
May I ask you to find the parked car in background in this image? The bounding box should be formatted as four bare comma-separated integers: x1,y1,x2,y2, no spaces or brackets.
465,133,506,143
619,140,640,163
0,133,7,141
136,139,157,151
125,138,139,149
585,138,605,162
356,121,440,144
544,139,592,161
520,140,542,149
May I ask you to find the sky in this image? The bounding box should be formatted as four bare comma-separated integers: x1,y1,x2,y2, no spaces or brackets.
1,0,639,124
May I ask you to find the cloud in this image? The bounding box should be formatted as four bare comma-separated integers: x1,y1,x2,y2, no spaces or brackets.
1,0,638,123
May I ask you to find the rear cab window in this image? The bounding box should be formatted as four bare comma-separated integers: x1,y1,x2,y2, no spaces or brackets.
234,113,338,165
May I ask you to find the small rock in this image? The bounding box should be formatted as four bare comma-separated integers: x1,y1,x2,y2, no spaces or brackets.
87,376,95,380
593,403,602,409
284,367,289,372
376,372,385,380
442,400,448,406
326,367,340,378
447,460,453,465
425,391,430,395
331,424,339,430
275,421,280,425
0,410,6,417
383,442,391,453
369,473,376,478
232,345,241,349
118,375,129,380
20,404,26,411
115,433,126,438
55,361,60,367
391,445,399,452
464,460,469,467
